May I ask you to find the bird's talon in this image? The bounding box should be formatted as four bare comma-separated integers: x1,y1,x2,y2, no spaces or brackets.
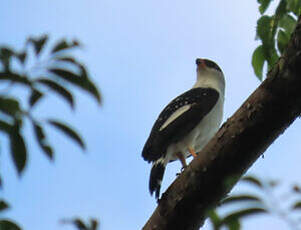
176,166,187,176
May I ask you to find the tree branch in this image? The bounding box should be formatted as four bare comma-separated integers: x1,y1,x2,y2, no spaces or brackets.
143,16,301,230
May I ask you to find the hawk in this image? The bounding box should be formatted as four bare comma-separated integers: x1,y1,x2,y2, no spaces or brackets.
142,58,225,199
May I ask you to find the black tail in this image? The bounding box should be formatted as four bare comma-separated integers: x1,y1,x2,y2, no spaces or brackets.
149,159,166,199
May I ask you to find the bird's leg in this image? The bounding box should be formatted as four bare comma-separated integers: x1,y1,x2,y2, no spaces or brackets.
188,147,197,158
176,152,187,168
175,153,187,176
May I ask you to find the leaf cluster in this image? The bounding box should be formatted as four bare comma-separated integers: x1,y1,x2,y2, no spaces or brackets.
0,35,101,229
0,35,101,178
252,0,301,80
208,175,301,230
60,218,99,230
0,200,21,229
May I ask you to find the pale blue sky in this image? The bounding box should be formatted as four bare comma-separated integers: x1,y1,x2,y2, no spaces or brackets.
1,1,301,230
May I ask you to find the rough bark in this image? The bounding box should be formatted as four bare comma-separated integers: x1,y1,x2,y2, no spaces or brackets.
143,16,301,230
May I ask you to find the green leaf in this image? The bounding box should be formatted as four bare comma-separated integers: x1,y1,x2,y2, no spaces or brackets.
0,73,31,86
222,208,267,224
55,56,78,65
15,51,27,64
49,68,81,83
0,120,13,133
0,220,21,230
256,16,272,41
79,65,101,104
33,122,54,160
221,195,262,205
256,15,276,43
10,129,27,175
52,40,68,53
73,219,88,230
256,15,279,69
287,0,301,16
207,210,221,229
90,219,98,230
241,176,263,188
47,119,85,150
292,201,301,210
0,200,9,212
35,78,74,109
252,45,265,80
292,185,301,193
0,47,14,71
29,89,44,107
258,0,272,14
226,218,240,230
27,35,48,55
278,14,297,35
0,97,21,117
51,39,80,53
267,49,279,69
63,218,99,230
277,29,290,54
49,68,101,104
0,47,14,60
275,0,288,19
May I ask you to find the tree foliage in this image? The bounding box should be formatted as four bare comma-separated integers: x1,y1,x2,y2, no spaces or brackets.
60,218,99,230
252,0,301,80
0,35,100,229
208,175,301,229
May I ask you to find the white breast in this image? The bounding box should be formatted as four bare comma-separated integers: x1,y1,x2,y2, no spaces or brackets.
194,96,224,153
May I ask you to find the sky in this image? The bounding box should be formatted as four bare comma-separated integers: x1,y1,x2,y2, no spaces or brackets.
1,0,301,230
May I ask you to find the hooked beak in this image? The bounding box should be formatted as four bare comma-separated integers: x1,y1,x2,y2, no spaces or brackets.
196,58,206,69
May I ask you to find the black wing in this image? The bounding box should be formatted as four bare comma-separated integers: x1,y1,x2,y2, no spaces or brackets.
142,87,219,162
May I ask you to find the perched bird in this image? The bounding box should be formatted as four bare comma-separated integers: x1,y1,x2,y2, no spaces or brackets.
142,58,225,199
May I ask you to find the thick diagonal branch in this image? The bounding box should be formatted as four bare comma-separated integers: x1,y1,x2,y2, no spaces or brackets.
143,16,301,230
